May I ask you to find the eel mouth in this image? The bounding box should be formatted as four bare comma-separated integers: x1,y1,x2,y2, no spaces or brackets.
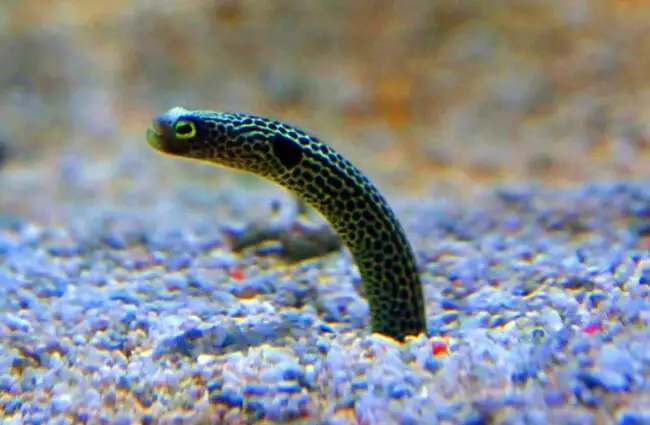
145,119,191,156
146,126,164,151
146,107,192,155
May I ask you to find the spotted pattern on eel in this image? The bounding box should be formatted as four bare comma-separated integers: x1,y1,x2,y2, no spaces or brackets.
146,107,426,342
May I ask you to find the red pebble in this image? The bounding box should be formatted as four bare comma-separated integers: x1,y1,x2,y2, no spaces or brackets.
582,322,602,334
230,268,244,281
431,340,449,357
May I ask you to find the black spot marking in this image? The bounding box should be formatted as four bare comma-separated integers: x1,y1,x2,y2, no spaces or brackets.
303,160,321,173
328,177,343,189
309,153,332,170
270,133,303,169
303,172,315,182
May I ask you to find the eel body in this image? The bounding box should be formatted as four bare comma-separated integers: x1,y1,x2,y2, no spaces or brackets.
146,107,426,342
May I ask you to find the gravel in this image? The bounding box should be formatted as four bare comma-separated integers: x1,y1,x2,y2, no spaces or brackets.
2,151,650,424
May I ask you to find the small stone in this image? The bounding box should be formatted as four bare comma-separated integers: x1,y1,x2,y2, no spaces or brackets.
203,251,237,268
599,344,633,376
276,381,301,394
164,253,192,271
316,339,330,354
511,369,529,384
103,389,117,407
195,235,223,251
36,278,67,298
242,383,269,396
387,382,413,399
577,355,594,369
422,356,442,373
244,398,266,419
141,414,154,425
488,315,508,328
315,322,335,334
116,375,131,391
229,273,276,297
90,318,110,332
113,415,132,425
431,312,459,327
23,415,47,425
577,370,630,392
101,234,127,250
616,411,650,425
569,339,591,355
398,411,420,425
575,387,603,408
280,310,313,328
351,379,368,391
543,390,567,407
300,353,319,365
163,275,187,291
209,388,243,407
460,411,490,425
109,290,140,306
586,291,607,309
279,362,305,381
440,298,463,310
183,327,204,341
186,274,213,291
47,244,81,258
50,394,72,414
5,314,32,333
3,398,21,414
266,395,294,421
75,411,90,423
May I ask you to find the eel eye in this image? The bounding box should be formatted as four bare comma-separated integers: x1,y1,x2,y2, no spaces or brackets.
174,120,196,139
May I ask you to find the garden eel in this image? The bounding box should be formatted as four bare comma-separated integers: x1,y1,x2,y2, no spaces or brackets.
146,107,426,342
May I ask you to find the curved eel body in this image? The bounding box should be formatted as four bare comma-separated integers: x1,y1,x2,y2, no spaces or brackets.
146,107,426,342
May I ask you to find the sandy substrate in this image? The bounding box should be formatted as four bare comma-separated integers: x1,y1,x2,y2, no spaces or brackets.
1,147,650,425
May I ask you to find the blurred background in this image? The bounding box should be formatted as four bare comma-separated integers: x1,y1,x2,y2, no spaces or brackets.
1,0,650,220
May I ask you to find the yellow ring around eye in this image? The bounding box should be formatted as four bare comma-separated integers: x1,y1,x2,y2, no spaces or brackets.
174,120,197,139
